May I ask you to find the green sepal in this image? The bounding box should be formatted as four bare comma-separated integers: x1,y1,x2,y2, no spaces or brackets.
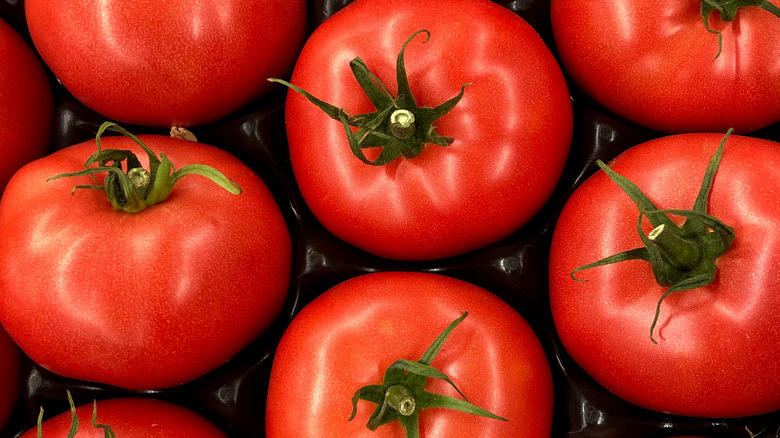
570,247,651,282
91,400,117,438
417,391,508,422
48,122,241,213
349,385,386,422
36,407,44,438
35,391,116,438
348,312,507,438
419,309,466,365
649,271,716,344
389,359,468,401
700,0,780,59
595,159,675,230
572,129,736,343
66,392,79,438
350,57,395,110
269,29,469,166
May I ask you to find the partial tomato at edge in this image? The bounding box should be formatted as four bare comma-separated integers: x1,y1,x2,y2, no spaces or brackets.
20,397,228,437
24,0,307,127
551,0,780,133
0,133,292,390
0,17,53,193
266,271,554,438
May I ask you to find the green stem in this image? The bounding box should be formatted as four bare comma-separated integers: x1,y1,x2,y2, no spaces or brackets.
348,312,507,437
269,30,469,166
389,109,416,140
572,130,736,343
647,224,702,271
48,122,241,213
385,385,416,416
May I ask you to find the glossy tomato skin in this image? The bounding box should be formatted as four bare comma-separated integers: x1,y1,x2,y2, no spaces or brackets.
285,0,572,261
0,327,20,432
549,133,780,417
24,0,306,127
20,398,228,437
0,18,53,193
0,135,292,390
266,271,554,438
551,0,780,134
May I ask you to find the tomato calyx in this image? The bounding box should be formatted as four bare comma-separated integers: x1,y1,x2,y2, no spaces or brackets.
348,312,507,438
572,130,737,344
701,0,780,58
36,391,116,438
269,29,469,166
48,122,241,213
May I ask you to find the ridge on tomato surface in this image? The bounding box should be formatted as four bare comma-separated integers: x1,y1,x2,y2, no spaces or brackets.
0,123,293,390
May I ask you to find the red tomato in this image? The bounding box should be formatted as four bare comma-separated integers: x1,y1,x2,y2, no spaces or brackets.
24,0,306,127
21,397,228,437
549,133,780,417
0,17,53,192
266,271,554,437
551,0,780,133
0,132,292,390
282,0,572,260
0,326,20,431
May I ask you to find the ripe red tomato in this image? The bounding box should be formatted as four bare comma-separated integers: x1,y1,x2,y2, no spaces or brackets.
266,271,554,437
551,0,780,133
24,0,306,127
21,397,228,437
549,133,780,417
0,130,292,390
281,0,572,260
0,17,53,192
0,326,20,431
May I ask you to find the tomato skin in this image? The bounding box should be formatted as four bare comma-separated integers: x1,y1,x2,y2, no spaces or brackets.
266,271,554,438
284,0,572,261
0,327,20,432
20,398,228,437
549,133,780,417
551,0,780,134
0,135,292,390
24,0,306,127
0,18,53,193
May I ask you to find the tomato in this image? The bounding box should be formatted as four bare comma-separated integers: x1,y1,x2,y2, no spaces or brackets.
550,0,780,134
266,271,554,437
24,0,307,127
0,326,20,432
21,397,228,437
0,17,53,193
0,126,292,390
280,0,572,260
549,132,780,417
